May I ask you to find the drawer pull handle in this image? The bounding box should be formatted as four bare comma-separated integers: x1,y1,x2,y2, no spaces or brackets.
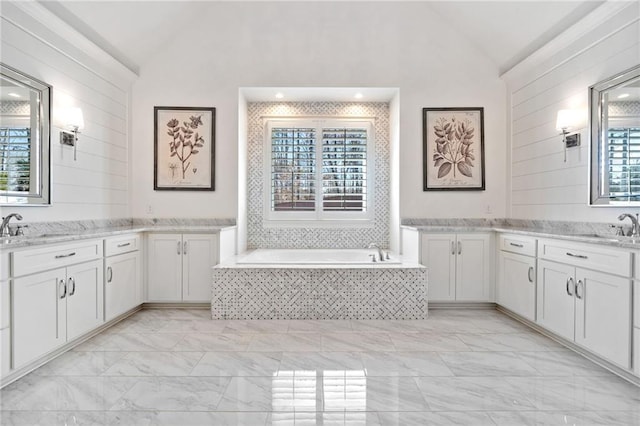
177,241,181,255
528,266,534,283
509,242,524,248
566,252,588,259
458,241,462,255
451,241,455,255
55,252,76,259
566,277,574,296
68,277,76,296
107,266,113,283
117,242,131,248
59,279,67,299
183,241,188,255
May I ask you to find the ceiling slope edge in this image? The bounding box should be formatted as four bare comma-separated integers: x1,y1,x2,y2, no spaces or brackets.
500,0,638,90
2,0,138,89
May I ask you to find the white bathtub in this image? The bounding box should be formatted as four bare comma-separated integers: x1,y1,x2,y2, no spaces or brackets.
236,248,402,265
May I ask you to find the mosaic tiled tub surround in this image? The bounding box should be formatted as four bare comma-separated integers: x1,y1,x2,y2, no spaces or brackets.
212,264,428,320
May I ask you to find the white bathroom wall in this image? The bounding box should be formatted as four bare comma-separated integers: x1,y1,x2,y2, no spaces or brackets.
0,2,135,222
503,2,640,222
130,2,508,221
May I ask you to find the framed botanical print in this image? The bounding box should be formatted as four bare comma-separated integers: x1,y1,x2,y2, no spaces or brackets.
154,106,215,190
423,107,485,191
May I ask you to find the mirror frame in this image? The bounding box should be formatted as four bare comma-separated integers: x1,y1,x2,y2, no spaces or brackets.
0,63,51,206
589,64,640,206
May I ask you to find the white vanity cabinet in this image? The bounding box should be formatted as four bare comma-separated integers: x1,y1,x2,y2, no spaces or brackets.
497,234,537,321
420,233,492,302
11,240,104,370
104,234,142,321
147,233,218,302
537,239,632,369
0,251,10,377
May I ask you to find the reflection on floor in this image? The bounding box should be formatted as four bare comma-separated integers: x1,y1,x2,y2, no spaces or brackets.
1,309,639,425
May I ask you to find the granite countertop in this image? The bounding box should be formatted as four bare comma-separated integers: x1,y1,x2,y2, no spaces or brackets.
401,224,640,250
0,223,236,249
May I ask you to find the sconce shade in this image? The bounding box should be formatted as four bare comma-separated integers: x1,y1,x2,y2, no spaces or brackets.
66,107,84,130
556,109,580,131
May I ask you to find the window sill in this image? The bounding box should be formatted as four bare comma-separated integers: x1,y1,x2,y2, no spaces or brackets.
262,219,375,229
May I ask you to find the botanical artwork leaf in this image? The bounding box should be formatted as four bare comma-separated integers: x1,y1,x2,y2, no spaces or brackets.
432,115,475,180
437,162,452,178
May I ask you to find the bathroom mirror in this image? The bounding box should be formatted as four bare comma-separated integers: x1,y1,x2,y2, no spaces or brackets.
0,63,51,206
589,65,640,206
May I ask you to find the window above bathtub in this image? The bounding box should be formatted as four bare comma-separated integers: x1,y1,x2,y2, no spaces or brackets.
263,118,375,226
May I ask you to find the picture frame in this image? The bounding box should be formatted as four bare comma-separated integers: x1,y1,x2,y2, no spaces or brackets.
154,106,215,191
423,107,485,191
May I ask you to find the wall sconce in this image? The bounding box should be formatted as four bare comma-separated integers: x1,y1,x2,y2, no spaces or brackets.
60,107,84,160
555,109,581,162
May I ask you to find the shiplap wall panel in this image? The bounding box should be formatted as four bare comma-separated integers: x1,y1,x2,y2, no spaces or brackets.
1,17,130,221
506,5,639,222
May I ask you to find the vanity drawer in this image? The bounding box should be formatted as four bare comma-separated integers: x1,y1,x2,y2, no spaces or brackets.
499,234,536,257
104,234,140,257
11,239,103,277
538,239,631,277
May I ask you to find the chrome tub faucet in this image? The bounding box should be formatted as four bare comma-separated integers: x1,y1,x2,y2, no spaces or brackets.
368,243,387,261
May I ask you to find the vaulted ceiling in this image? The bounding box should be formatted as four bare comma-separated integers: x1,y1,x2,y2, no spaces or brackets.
40,0,605,76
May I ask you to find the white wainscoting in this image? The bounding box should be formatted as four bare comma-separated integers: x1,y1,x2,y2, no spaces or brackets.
503,2,640,222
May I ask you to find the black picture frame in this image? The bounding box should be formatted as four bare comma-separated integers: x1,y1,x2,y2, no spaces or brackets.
154,106,215,191
423,107,485,191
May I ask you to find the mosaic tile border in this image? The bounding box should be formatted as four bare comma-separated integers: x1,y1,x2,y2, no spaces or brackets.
212,267,428,320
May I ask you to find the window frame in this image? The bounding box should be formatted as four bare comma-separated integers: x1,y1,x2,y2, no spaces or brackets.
263,118,375,227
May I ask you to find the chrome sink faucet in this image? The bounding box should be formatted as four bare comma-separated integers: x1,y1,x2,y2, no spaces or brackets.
368,243,385,261
618,213,640,237
0,213,23,237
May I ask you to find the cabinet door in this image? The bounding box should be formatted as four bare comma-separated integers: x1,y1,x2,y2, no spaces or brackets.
105,251,141,321
498,251,536,321
456,233,491,301
575,268,631,368
536,259,575,341
182,234,217,302
66,259,103,341
420,233,456,301
12,268,67,369
147,234,183,302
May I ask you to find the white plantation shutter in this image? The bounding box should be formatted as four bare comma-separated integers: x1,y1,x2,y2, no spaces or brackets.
607,127,640,201
270,127,316,211
322,127,367,211
266,119,373,222
0,127,31,192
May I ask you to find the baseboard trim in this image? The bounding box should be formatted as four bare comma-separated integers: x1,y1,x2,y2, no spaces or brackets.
496,305,640,387
142,302,210,309
429,302,497,310
1,305,142,389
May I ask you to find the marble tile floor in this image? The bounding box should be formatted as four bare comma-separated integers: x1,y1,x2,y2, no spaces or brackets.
1,308,639,425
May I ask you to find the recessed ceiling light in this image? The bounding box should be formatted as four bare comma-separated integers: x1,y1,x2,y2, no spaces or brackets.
617,93,630,99
275,92,284,99
354,93,363,99
7,93,20,98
